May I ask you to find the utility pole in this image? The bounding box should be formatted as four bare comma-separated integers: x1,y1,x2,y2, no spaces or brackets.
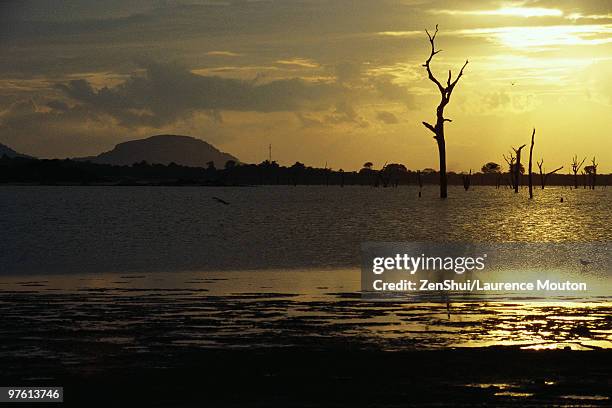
268,143,272,163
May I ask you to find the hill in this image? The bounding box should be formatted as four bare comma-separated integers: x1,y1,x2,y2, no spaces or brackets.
0,142,33,159
79,135,238,168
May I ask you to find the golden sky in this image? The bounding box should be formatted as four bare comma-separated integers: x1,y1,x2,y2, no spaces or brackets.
0,0,610,172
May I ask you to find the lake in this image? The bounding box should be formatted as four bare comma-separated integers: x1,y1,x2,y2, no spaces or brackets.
0,185,610,349
1,185,610,274
1,185,611,406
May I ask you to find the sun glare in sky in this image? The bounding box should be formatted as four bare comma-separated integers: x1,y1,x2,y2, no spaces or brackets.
460,25,612,49
433,7,564,18
0,1,610,171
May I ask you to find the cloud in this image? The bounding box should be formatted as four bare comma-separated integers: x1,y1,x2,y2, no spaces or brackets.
478,90,539,113
566,13,612,21
379,24,612,51
456,24,612,50
324,101,368,127
295,112,324,128
483,90,511,109
372,76,416,108
55,62,344,127
276,58,319,68
334,62,362,84
206,51,244,57
376,111,399,124
429,7,563,18
0,98,118,157
377,30,421,37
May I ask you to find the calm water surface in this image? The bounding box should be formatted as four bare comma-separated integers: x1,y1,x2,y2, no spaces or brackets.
0,186,610,353
1,185,610,274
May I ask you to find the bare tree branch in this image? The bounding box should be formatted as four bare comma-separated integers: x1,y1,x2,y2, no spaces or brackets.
423,24,445,94
422,121,436,134
449,60,469,90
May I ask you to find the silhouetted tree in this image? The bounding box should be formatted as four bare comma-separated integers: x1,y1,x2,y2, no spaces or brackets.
482,161,501,188
358,165,376,186
512,144,526,193
571,155,586,189
462,170,471,191
381,163,407,188
206,161,216,171
481,162,501,174
528,129,535,199
421,25,469,199
224,160,237,169
503,152,516,189
290,161,305,186
536,159,563,190
324,162,332,186
584,157,597,189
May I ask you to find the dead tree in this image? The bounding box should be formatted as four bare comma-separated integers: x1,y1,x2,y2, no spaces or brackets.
528,129,535,199
591,157,597,189
324,162,331,186
416,170,423,197
512,144,526,193
584,157,598,190
571,155,586,189
462,170,471,191
503,152,516,189
536,159,563,189
421,25,469,199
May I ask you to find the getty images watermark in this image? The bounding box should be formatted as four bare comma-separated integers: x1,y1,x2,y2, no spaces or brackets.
361,242,610,301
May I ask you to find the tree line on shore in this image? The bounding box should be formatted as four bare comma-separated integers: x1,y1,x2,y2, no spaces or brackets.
1,154,608,188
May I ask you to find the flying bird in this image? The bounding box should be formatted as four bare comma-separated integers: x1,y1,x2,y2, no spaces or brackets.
212,197,230,205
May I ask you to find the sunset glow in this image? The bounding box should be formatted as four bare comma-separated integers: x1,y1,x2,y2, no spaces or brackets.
0,0,610,171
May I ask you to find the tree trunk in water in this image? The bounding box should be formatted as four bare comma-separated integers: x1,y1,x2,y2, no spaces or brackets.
421,25,468,199
574,173,578,189
513,145,525,194
514,154,520,193
528,129,535,199
436,135,447,198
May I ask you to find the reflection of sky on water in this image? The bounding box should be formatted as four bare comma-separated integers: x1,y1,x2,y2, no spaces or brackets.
1,186,610,274
1,268,610,356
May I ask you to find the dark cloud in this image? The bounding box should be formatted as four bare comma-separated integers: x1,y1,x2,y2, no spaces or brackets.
324,101,369,127
55,62,344,127
376,110,399,124
335,62,362,84
0,99,116,157
372,76,415,108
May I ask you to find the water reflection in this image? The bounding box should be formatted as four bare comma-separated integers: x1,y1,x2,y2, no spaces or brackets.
1,269,610,359
1,186,610,274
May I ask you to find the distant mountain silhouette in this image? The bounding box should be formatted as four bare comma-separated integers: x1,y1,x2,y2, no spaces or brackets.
77,135,238,167
0,142,33,159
